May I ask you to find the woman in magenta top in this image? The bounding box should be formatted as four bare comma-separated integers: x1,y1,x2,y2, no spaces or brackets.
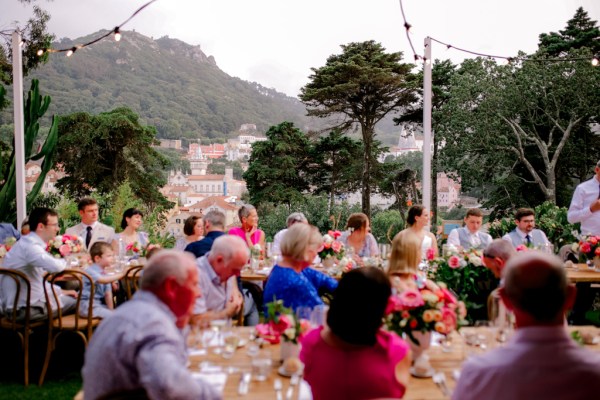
228,204,265,253
300,267,411,400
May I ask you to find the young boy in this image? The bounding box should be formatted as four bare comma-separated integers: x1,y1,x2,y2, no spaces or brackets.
80,241,125,319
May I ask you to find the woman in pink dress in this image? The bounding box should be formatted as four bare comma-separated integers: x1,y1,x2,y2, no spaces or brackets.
228,204,265,253
300,267,411,400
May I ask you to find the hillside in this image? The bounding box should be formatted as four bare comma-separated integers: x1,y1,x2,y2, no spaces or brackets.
2,30,316,140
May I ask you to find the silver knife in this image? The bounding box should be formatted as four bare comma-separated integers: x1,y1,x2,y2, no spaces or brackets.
238,372,251,395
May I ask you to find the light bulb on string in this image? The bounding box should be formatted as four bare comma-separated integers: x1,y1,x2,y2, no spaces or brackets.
114,27,121,42
66,47,76,57
36,48,45,56
592,57,599,67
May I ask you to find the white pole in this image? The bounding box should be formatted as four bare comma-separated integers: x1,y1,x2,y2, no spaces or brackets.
12,31,26,229
423,37,433,223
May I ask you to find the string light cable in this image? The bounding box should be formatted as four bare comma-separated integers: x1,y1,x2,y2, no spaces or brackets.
18,0,158,57
398,0,599,66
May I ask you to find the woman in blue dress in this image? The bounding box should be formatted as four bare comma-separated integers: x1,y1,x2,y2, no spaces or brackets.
263,223,338,312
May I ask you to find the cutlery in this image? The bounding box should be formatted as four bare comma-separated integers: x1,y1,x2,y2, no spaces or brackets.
274,378,283,400
238,372,251,395
286,374,300,400
433,372,451,397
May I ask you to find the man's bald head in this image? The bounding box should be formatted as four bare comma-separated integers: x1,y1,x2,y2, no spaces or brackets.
502,252,569,323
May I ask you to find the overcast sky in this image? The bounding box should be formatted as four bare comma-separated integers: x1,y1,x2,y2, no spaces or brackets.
3,0,599,97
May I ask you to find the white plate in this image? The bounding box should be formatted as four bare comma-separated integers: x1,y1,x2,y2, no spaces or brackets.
278,365,304,377
410,366,434,378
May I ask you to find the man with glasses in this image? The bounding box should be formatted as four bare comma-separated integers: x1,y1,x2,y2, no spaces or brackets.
502,208,549,249
0,207,76,320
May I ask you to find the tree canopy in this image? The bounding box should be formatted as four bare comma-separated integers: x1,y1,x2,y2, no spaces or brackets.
55,107,171,209
300,40,418,217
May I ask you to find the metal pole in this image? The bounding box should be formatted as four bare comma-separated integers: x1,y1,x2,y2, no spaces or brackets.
12,31,26,229
423,37,433,225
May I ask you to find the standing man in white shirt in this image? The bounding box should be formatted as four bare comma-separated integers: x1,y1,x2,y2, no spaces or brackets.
65,198,115,252
568,160,600,235
447,208,492,250
502,208,549,249
1,208,76,321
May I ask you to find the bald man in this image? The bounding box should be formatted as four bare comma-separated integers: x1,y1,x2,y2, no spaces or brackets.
453,252,600,400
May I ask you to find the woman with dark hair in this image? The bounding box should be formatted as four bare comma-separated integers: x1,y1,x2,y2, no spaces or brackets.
175,215,203,250
111,208,148,255
300,267,411,400
403,205,438,260
339,213,379,266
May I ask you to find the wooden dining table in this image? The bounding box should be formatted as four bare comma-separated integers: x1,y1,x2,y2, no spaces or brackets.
188,326,600,399
566,265,600,283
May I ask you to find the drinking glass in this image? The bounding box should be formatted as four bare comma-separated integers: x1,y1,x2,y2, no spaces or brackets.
222,330,240,359
209,318,230,354
311,305,328,327
474,320,494,352
251,348,272,381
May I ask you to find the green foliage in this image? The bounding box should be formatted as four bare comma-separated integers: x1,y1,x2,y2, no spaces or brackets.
0,79,58,223
370,209,404,244
538,7,600,56
55,107,171,209
56,195,80,233
207,158,245,180
300,40,419,216
244,122,313,207
155,147,190,177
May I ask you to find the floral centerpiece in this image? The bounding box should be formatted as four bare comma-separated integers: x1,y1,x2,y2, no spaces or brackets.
318,230,345,267
573,235,600,265
0,236,17,258
47,234,84,258
125,242,160,258
250,243,262,259
427,246,497,323
255,299,311,345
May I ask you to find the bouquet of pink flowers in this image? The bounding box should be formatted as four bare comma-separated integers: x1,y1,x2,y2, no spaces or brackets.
318,230,345,260
574,235,600,262
46,234,84,258
255,300,311,344
385,280,467,345
0,236,16,258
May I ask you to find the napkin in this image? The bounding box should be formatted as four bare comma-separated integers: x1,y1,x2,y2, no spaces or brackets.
191,372,227,393
255,268,272,276
298,379,313,400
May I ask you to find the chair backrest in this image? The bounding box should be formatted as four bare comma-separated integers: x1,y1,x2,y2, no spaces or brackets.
43,269,95,335
0,268,32,329
124,265,144,300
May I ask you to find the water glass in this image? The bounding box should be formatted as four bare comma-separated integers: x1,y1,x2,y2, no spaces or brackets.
222,331,240,359
311,305,328,327
251,349,272,381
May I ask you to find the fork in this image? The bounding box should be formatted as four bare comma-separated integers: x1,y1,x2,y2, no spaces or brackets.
274,378,283,400
286,374,300,400
433,372,451,398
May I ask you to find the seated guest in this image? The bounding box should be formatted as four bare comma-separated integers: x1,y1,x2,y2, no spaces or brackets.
111,208,148,256
301,267,411,400
79,242,125,319
185,210,226,258
175,215,203,251
502,207,550,249
447,208,492,250
387,229,422,293
402,205,438,260
82,250,220,400
193,235,255,324
1,208,76,321
20,217,30,236
482,239,516,280
65,197,115,252
339,213,379,265
452,252,600,400
263,224,338,312
228,204,265,252
272,212,308,256
0,222,20,243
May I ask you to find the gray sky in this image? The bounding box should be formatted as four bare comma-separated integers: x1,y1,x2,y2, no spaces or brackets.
3,0,600,97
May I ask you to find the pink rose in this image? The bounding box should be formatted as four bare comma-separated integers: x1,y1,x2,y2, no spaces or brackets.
331,241,342,253
441,308,457,333
385,295,403,315
580,242,591,254
595,247,600,257
255,324,281,344
590,237,598,245
409,319,418,329
270,314,293,334
448,255,461,269
323,242,331,249
426,248,436,261
516,244,529,252
59,244,71,257
397,289,425,309
440,288,457,305
61,234,73,242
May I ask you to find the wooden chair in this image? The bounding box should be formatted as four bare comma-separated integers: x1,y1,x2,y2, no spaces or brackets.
39,269,101,385
0,268,47,386
123,265,144,300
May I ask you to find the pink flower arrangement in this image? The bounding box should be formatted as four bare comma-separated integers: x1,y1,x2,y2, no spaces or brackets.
255,300,312,344
46,234,84,258
575,235,600,262
448,255,461,269
386,279,467,344
426,247,436,261
318,230,345,260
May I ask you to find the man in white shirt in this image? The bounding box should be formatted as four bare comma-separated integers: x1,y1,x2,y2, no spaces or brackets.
502,208,549,249
192,235,250,323
65,197,115,252
568,160,600,235
272,212,308,256
453,252,600,400
447,208,492,250
1,208,76,321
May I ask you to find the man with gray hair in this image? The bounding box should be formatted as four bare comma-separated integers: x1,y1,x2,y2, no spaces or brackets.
453,252,600,400
192,235,257,324
82,250,220,400
482,239,516,279
272,212,308,256
568,160,600,235
185,210,226,259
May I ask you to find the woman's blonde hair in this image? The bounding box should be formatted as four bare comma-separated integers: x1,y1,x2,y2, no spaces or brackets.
281,223,322,262
387,230,421,276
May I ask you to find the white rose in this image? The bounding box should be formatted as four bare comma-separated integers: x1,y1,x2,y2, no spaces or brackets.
284,328,296,340
468,255,483,266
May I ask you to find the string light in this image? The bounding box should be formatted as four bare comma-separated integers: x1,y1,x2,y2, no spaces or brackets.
593,57,599,67
33,0,156,57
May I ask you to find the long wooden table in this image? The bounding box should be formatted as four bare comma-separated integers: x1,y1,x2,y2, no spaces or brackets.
188,326,600,399
566,265,600,283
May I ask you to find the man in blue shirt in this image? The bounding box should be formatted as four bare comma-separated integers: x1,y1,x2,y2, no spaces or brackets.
185,210,226,258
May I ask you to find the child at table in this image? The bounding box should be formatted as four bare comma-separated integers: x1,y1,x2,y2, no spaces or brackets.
80,241,125,319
